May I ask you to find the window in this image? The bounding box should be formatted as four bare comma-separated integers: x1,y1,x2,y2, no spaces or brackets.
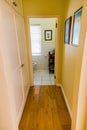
30,25,41,55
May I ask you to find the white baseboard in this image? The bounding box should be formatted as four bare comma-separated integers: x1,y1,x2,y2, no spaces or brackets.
56,84,72,118
17,86,30,125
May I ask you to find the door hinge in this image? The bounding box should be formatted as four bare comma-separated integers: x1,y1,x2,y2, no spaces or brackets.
54,75,56,79
56,23,57,28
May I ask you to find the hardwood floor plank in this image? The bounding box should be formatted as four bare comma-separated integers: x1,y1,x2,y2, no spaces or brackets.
19,86,71,130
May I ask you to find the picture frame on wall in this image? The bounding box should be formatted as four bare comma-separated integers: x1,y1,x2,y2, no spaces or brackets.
45,30,52,41
64,16,72,44
72,7,83,46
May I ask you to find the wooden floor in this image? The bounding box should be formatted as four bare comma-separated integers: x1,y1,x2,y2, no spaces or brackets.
19,86,71,130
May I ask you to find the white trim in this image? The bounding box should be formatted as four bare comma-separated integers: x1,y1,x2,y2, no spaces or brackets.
56,84,72,118
17,86,30,125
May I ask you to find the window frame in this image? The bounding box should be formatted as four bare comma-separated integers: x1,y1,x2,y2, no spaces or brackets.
30,24,42,56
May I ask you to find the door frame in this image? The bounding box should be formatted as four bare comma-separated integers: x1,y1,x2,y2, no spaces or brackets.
27,15,60,86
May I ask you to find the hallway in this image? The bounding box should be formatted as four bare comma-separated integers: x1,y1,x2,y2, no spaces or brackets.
19,86,71,130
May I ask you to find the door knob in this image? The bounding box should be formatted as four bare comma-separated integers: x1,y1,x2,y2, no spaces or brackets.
21,64,24,68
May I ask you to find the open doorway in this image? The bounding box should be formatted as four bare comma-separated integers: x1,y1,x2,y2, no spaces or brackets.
29,18,58,85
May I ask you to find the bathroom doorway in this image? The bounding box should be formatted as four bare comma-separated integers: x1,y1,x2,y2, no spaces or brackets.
29,17,58,85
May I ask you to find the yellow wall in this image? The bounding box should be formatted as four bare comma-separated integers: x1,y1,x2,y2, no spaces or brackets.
62,0,83,111
61,0,87,130
22,0,69,85
72,1,87,129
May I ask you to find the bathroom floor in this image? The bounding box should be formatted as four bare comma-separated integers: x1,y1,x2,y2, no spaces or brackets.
33,70,54,85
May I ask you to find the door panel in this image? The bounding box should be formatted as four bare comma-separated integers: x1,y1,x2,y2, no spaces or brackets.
15,13,29,96
0,4,23,117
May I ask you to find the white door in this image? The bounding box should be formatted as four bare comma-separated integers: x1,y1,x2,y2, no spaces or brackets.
15,13,29,96
0,2,24,119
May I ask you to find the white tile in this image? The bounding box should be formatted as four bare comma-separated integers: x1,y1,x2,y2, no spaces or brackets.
51,80,55,85
33,69,54,85
41,80,51,85
42,76,50,80
34,80,41,85
50,74,54,80
34,76,42,81
50,76,54,81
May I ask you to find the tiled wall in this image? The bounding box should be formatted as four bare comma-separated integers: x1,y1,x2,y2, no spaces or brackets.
29,18,56,70
32,45,55,70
